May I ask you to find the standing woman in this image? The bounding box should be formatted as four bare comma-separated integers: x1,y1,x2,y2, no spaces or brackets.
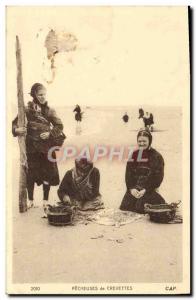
120,129,166,213
12,83,64,216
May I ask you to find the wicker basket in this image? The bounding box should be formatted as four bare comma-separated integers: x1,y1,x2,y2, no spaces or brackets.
47,205,75,226
144,203,177,223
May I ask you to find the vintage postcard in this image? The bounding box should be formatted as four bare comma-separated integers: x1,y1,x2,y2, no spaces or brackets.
6,6,190,295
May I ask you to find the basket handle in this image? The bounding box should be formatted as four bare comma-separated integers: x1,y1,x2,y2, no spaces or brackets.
144,203,151,212
170,200,181,208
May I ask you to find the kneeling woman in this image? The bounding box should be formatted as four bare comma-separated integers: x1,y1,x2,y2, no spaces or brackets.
120,129,166,213
57,158,104,211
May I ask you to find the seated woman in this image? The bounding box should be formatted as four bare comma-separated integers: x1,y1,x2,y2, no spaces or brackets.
120,129,166,213
57,158,104,211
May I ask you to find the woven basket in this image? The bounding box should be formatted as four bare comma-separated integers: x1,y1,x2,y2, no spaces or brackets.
144,203,177,223
47,205,75,226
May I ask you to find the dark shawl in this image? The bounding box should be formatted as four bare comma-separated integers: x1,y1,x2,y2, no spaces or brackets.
58,166,101,202
12,101,64,153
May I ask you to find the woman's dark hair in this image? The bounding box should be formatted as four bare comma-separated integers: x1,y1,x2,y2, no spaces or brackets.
137,129,152,147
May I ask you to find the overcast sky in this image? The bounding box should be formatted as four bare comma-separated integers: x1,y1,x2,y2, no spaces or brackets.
7,6,189,108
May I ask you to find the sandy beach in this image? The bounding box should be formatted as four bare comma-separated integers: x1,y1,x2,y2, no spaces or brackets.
11,106,182,284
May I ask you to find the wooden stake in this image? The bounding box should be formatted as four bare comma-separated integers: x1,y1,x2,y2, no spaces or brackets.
16,36,28,212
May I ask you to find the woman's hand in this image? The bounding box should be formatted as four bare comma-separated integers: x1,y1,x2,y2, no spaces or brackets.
138,189,146,198
130,188,146,199
130,188,140,199
62,195,71,205
40,132,50,140
15,127,27,136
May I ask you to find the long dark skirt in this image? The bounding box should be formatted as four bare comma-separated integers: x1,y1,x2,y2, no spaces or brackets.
120,190,165,214
75,112,82,122
26,152,60,186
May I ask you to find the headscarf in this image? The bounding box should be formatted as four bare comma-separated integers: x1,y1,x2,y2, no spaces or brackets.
30,83,46,105
75,157,93,175
137,128,152,148
72,158,95,201
72,157,93,185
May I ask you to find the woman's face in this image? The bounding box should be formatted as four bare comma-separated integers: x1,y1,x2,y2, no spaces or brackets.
77,168,84,176
35,88,46,105
137,136,150,150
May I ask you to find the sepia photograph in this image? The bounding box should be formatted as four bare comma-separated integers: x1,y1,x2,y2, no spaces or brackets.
6,6,190,295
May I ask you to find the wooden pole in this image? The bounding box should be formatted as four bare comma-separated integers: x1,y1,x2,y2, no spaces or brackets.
16,36,28,212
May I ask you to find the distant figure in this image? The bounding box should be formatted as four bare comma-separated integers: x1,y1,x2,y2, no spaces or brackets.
73,104,83,122
122,112,129,123
149,113,154,125
143,112,150,127
138,108,144,119
143,112,154,131
73,104,81,114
